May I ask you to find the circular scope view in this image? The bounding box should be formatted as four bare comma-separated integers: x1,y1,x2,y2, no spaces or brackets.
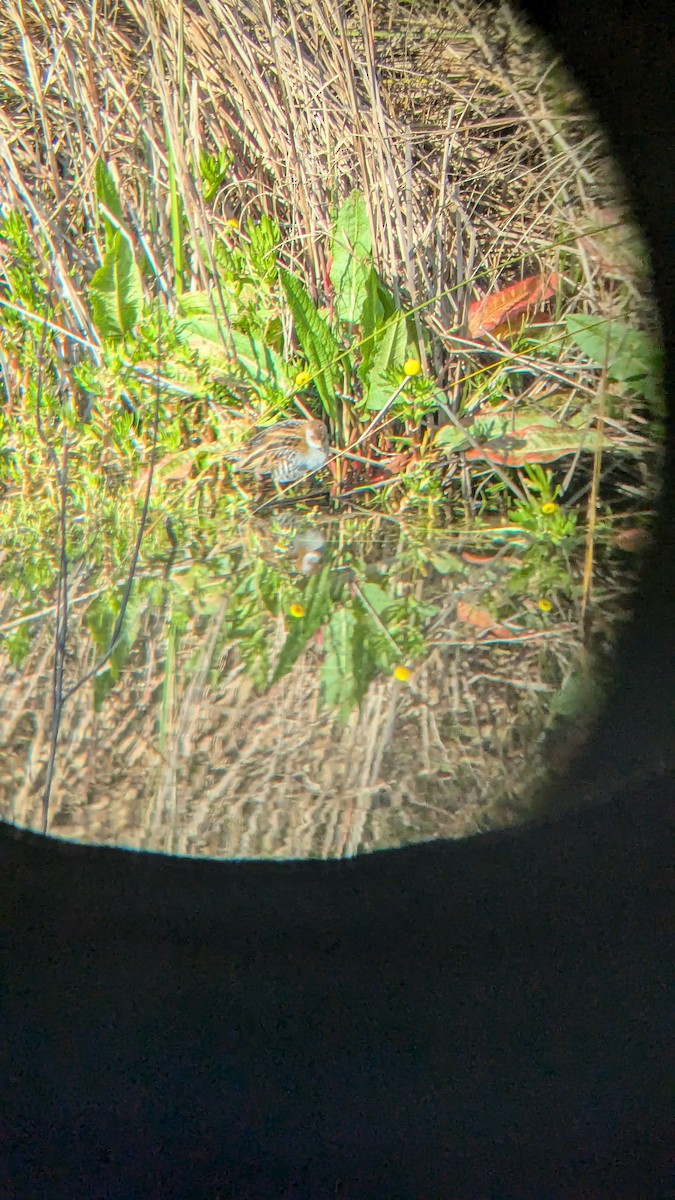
0,1,664,857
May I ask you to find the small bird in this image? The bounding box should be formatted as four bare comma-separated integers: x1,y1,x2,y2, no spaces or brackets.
231,419,331,485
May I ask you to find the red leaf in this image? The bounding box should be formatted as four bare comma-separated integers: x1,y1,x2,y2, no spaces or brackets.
468,273,560,339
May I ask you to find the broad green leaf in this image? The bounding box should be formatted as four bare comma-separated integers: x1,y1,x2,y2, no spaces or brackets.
358,268,398,386
93,668,116,712
86,591,143,711
229,330,286,388
358,582,395,616
176,292,286,386
89,231,143,339
363,310,407,410
322,607,357,716
565,314,663,404
280,268,341,419
330,190,372,325
94,159,123,250
272,566,333,684
351,612,381,706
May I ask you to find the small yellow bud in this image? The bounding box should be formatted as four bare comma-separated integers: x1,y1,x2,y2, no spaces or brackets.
289,603,305,619
541,502,558,515
403,358,421,377
294,370,312,390
538,598,553,613
393,665,411,683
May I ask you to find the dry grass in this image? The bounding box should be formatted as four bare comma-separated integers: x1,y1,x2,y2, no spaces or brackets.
0,0,648,345
0,582,584,857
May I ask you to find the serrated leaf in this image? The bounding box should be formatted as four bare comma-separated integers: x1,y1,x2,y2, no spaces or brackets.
272,566,333,684
280,268,341,419
363,310,407,410
565,314,663,404
89,231,143,339
330,190,372,325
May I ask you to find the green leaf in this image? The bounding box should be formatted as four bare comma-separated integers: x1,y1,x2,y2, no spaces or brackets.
330,190,372,326
351,611,380,705
358,268,398,386
272,566,333,684
321,607,357,715
358,581,394,616
362,310,407,410
176,292,286,387
3,624,32,668
432,423,468,453
86,591,143,711
93,668,116,712
89,231,143,339
199,148,232,203
434,405,626,466
429,551,465,575
565,314,663,404
280,268,341,419
229,330,286,388
246,213,280,279
94,159,123,250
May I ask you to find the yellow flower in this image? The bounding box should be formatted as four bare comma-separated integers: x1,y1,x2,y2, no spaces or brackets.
226,218,239,229
393,665,411,683
289,603,305,619
403,358,421,377
294,370,312,390
538,598,553,613
541,501,558,515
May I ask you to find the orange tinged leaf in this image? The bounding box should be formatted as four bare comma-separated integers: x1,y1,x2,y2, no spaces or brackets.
468,273,560,339
456,600,515,639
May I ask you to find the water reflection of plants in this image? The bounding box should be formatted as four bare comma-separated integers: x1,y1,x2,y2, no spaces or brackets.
1,502,597,735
